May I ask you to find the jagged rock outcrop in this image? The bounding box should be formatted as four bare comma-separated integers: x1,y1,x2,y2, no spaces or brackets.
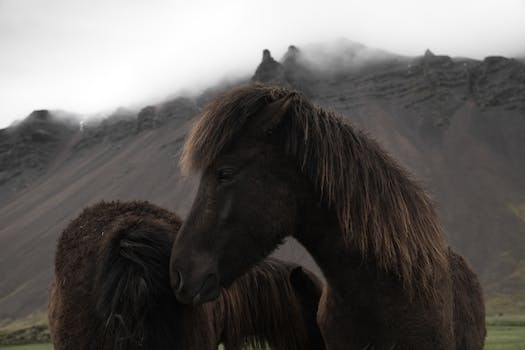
252,49,285,83
281,45,313,92
74,97,199,151
157,97,198,122
74,115,136,151
469,56,525,110
0,110,77,196
136,105,157,131
282,45,300,66
252,46,314,92
137,97,198,131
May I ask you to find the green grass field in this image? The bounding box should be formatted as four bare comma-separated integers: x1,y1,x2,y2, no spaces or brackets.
485,316,525,350
0,320,523,349
0,345,52,350
486,325,525,349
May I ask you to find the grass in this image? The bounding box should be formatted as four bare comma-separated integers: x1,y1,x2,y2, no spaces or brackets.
0,344,219,350
487,316,525,327
510,203,525,224
486,315,525,349
0,345,52,350
0,312,49,348
0,312,48,333
0,317,524,349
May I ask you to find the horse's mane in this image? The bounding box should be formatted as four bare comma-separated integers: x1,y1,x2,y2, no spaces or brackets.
213,258,309,350
181,84,449,297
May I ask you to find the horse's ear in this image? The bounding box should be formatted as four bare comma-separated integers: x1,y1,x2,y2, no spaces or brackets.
255,94,295,134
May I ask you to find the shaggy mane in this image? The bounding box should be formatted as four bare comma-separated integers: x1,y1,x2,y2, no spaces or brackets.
214,258,308,350
182,84,449,297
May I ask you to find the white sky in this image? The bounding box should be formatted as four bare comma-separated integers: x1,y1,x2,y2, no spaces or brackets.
1,0,524,128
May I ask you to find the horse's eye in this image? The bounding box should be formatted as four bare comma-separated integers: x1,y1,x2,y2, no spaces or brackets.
216,167,236,183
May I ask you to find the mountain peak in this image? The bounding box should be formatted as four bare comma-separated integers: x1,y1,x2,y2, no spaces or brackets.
28,109,51,120
282,45,300,62
262,49,273,62
252,49,285,83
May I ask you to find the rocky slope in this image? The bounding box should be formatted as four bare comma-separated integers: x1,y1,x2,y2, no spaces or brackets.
1,42,524,320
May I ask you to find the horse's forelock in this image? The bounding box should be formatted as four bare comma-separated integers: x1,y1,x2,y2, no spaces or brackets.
180,84,291,175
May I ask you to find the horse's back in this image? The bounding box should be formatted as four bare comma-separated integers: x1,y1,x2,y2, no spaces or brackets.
48,200,188,350
450,249,486,350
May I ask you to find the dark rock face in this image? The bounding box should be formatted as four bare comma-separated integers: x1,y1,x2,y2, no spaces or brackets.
252,49,286,84
136,105,157,131
137,98,199,131
469,57,525,110
157,97,199,123
281,45,314,92
0,110,77,198
1,43,525,320
74,97,198,151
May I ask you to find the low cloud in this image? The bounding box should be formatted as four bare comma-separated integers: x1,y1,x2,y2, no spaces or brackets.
0,0,524,128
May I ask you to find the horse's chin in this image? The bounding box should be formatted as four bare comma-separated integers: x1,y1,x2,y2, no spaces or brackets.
192,288,219,305
192,273,220,305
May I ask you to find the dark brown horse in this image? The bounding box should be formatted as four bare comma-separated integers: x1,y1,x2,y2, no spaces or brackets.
449,248,486,350
49,200,325,350
169,84,486,349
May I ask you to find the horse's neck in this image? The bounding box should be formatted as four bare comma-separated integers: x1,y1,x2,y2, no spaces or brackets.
291,125,448,300
294,204,396,300
295,206,352,290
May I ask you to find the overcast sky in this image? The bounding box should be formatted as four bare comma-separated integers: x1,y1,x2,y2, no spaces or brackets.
1,0,524,128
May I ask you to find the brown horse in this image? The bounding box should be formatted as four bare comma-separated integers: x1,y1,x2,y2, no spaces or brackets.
49,200,325,350
449,248,486,350
169,84,486,349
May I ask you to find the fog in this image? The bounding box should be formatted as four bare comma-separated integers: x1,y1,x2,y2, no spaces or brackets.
1,0,524,128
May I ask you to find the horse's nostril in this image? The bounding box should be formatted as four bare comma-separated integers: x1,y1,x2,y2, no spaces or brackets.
172,269,184,293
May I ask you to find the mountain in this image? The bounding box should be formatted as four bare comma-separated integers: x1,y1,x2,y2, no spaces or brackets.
1,41,524,321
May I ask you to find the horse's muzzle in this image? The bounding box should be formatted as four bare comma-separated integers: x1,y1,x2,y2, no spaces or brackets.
170,265,219,305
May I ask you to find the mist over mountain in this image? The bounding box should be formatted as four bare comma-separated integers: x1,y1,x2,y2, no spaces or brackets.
1,40,524,320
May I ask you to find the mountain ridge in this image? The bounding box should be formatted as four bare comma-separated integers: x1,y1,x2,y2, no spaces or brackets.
1,41,524,320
